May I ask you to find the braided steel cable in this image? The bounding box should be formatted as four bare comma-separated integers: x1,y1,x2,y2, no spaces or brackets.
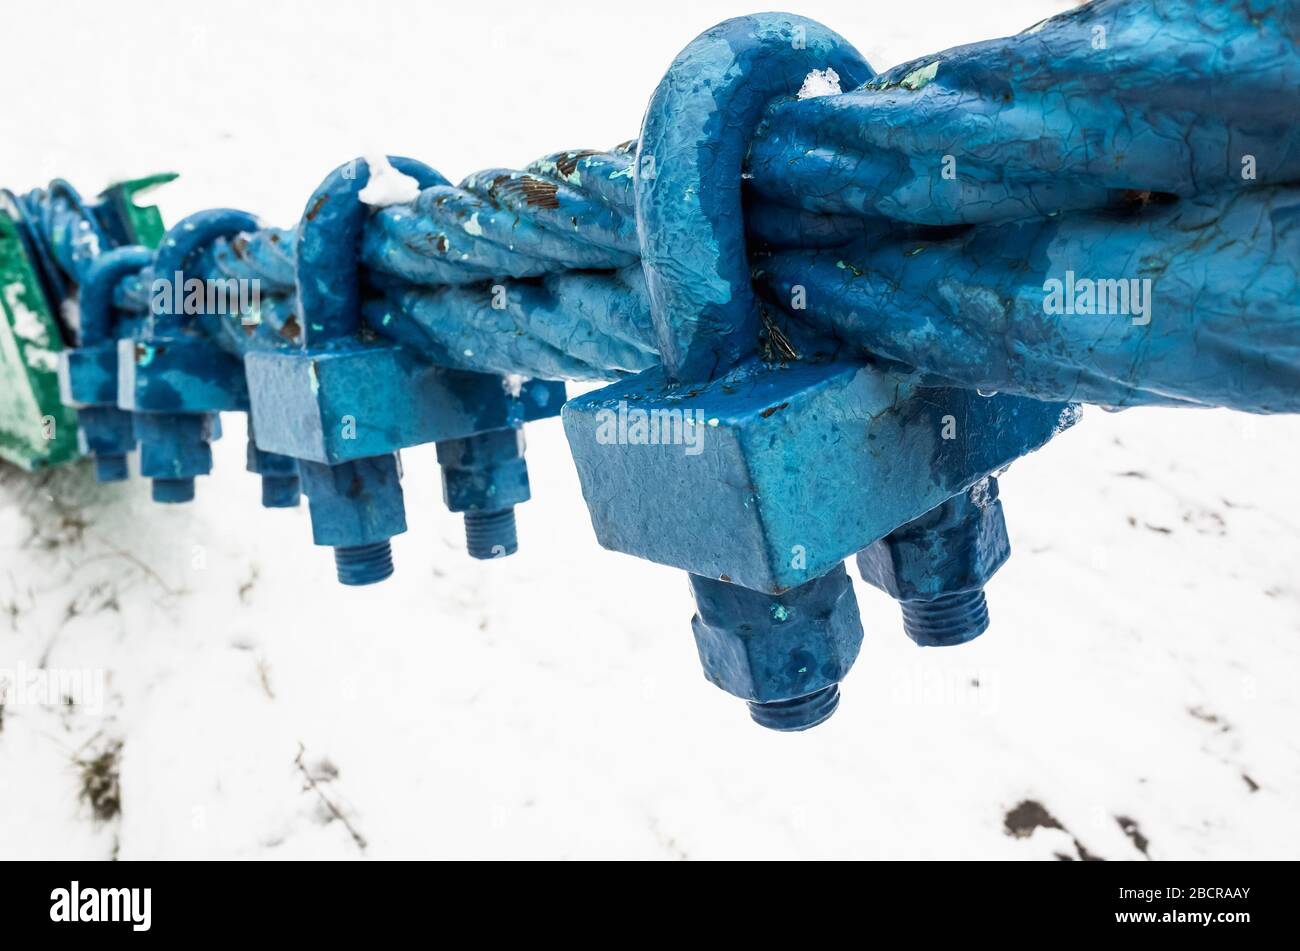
11,0,1300,408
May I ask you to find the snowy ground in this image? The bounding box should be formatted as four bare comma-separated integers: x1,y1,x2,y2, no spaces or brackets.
2,0,1298,860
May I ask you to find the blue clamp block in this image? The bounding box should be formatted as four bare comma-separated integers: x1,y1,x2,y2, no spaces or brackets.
57,246,152,482
244,345,559,465
116,209,259,502
564,357,1073,593
245,156,564,581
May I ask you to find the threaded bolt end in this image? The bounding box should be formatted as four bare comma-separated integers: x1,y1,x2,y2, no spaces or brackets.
93,454,129,483
464,508,517,560
333,540,394,586
260,474,301,508
151,477,195,504
747,684,841,732
900,589,990,647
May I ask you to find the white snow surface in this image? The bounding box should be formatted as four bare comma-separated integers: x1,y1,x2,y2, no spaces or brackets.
358,153,421,208
798,67,842,99
2,0,1298,860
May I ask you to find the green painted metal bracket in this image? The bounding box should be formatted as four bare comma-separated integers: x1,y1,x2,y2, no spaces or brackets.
99,172,177,248
0,213,79,469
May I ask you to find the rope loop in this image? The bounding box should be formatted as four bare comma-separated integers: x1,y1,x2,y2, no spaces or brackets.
295,156,447,348
634,13,871,382
153,209,262,321
78,246,153,346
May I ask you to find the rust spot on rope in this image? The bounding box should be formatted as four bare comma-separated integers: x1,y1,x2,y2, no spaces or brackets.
489,174,560,210
554,150,601,178
305,195,329,221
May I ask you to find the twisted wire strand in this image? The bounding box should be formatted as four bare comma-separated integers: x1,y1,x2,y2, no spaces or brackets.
11,0,1300,408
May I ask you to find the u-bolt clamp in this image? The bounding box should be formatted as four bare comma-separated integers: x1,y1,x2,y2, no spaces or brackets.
563,14,1077,730
58,246,153,482
57,194,300,506
244,157,564,585
117,209,258,502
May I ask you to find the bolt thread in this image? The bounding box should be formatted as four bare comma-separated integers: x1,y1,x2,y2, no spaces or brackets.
747,683,841,732
260,474,301,509
93,454,129,483
151,477,195,504
464,508,517,560
333,540,394,586
900,589,990,647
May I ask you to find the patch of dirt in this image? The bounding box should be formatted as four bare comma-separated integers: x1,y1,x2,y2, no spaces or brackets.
1116,815,1151,858
1004,799,1101,861
77,738,123,822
